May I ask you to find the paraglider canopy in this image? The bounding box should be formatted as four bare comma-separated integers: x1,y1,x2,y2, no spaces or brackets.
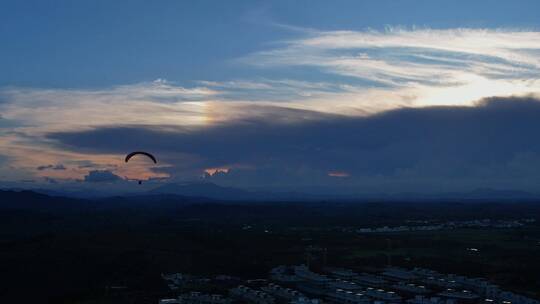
124,151,157,185
124,151,157,164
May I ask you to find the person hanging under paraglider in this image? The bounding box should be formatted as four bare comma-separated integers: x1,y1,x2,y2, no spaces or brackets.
124,151,157,184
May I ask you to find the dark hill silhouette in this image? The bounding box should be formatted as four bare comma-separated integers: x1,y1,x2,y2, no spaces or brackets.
1,187,538,211
0,189,211,213
148,182,330,201
149,182,262,200
0,189,86,211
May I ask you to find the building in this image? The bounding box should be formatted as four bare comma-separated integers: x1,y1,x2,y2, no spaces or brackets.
392,282,431,295
438,289,480,303
270,266,302,283
325,267,358,280
364,287,402,303
354,273,387,288
160,300,180,304
407,296,456,304
327,289,371,304
291,297,324,304
328,279,362,291
159,292,232,304
294,265,332,297
294,265,331,283
382,267,418,281
497,291,540,304
261,283,304,301
230,285,275,304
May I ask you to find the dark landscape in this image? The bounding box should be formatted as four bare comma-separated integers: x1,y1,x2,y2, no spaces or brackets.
2,189,539,303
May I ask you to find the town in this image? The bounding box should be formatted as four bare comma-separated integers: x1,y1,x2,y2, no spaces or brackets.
355,219,536,234
159,262,539,304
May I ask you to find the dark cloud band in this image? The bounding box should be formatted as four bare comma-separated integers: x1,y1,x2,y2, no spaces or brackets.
48,96,540,191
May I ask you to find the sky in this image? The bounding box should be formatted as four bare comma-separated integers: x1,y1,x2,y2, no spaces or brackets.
1,0,540,195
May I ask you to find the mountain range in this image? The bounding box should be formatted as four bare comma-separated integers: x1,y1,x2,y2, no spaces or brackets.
2,182,539,205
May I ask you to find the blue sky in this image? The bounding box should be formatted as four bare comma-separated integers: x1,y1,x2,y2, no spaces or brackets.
1,1,540,194
2,0,540,87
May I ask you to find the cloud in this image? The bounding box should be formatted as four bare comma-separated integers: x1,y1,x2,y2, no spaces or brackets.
36,164,66,171
47,96,540,192
243,28,540,78
0,153,8,172
5,28,540,132
0,80,221,133
0,80,227,182
44,177,58,184
2,27,540,189
241,28,540,111
328,171,350,178
83,170,123,183
2,28,540,135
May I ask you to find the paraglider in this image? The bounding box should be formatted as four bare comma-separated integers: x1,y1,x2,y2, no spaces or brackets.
124,151,157,184
125,151,157,164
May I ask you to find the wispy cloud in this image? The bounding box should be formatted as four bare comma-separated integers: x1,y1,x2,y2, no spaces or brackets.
0,80,220,132
245,27,540,72
241,27,540,111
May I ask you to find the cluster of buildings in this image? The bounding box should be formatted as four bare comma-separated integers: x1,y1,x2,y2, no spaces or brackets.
161,273,215,291
356,219,535,234
160,292,232,304
159,264,538,304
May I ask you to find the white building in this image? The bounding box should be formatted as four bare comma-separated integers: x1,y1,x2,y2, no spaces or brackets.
407,296,456,304
498,291,540,304
230,285,275,304
159,292,232,304
291,297,323,304
328,279,362,291
354,273,387,287
392,282,431,294
262,283,304,301
364,287,402,303
180,292,232,304
327,289,371,304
